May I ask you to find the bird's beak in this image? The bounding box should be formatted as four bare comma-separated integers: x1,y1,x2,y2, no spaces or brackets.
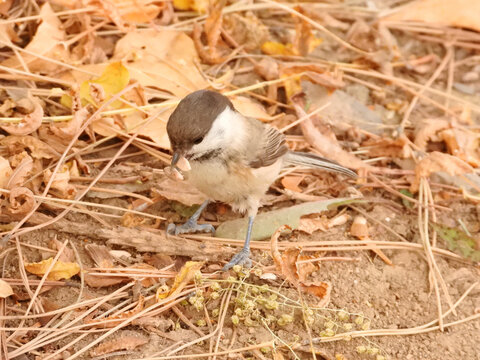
171,151,191,172
171,151,181,167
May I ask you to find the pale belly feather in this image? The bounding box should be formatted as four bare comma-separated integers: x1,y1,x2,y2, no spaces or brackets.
186,158,283,215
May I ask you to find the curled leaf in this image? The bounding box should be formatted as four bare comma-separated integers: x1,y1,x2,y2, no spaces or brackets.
7,187,35,216
51,97,90,139
1,98,43,136
25,257,80,281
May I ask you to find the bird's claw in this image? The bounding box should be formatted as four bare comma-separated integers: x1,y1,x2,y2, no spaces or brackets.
167,220,215,236
223,248,251,271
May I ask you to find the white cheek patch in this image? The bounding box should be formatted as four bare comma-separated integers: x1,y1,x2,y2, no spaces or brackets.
191,106,245,155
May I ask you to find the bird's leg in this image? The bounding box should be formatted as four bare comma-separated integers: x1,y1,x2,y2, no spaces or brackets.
167,200,215,235
223,215,254,270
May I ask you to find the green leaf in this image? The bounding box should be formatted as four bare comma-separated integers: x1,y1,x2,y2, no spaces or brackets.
431,223,480,262
399,189,414,209
215,198,359,241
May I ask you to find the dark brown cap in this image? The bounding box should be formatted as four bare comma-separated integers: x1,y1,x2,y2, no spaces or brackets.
167,90,234,153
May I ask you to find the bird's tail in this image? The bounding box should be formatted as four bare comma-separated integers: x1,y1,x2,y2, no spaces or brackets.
284,151,357,178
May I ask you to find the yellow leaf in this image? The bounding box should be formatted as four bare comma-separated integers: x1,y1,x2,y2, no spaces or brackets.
282,74,302,100
25,257,80,281
261,41,295,56
156,261,204,301
0,279,13,298
173,0,210,12
80,62,130,108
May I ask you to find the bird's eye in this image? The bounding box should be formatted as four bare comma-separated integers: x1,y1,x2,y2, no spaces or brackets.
193,137,204,145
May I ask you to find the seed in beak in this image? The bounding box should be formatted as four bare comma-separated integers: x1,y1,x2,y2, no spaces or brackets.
176,155,191,172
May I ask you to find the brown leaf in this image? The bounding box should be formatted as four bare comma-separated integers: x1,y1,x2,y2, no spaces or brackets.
90,334,148,357
281,176,304,193
6,152,33,189
0,98,43,136
1,3,69,73
411,151,474,193
84,274,128,288
0,156,13,188
293,7,323,56
25,257,80,281
86,244,115,268
49,238,75,263
85,295,144,328
43,166,77,199
194,0,228,64
414,118,450,151
7,187,36,216
297,217,327,234
89,0,163,26
0,279,14,298
0,135,60,159
223,13,269,51
231,96,277,122
439,128,480,167
50,103,89,140
362,136,412,158
383,0,480,33
270,225,329,303
292,94,370,171
154,176,207,206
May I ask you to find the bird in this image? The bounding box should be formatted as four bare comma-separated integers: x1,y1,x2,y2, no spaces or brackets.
166,90,357,270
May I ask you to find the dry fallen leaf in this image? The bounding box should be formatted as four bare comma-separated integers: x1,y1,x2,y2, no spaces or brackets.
281,175,304,193
383,0,480,33
1,3,69,73
43,165,77,199
154,176,207,207
6,153,33,189
0,156,13,188
231,96,276,122
411,151,474,193
25,257,80,281
49,238,75,263
90,334,148,357
292,94,370,171
89,0,163,26
156,261,204,301
7,187,36,216
270,225,330,305
0,279,14,298
414,118,450,151
439,128,480,167
0,135,60,160
0,98,43,136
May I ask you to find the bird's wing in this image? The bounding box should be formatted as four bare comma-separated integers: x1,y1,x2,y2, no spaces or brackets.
248,125,288,168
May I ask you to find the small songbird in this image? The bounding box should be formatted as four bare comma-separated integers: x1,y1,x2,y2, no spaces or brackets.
166,90,356,270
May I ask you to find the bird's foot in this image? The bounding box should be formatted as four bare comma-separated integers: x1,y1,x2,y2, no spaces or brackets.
223,248,251,271
167,219,215,236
